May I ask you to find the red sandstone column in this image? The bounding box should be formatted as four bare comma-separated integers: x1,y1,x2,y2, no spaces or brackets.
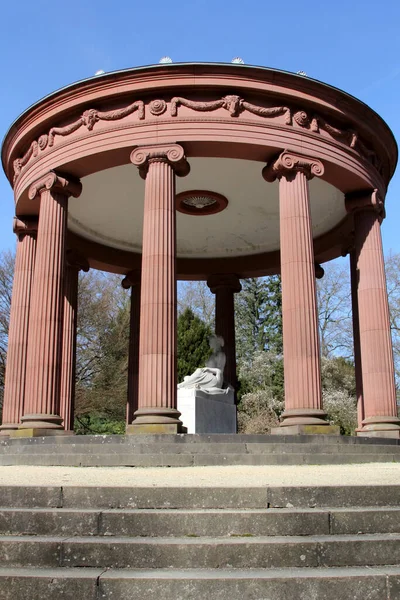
20,172,82,434
346,190,400,437
121,270,141,425
207,274,241,394
263,151,332,431
350,249,365,428
0,218,37,435
129,144,190,433
60,250,89,431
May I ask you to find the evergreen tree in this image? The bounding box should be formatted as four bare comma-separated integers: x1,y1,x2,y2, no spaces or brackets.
264,275,282,354
235,275,282,362
177,307,212,384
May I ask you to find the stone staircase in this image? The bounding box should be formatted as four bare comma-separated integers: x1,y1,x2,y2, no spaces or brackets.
1,484,400,599
1,433,400,466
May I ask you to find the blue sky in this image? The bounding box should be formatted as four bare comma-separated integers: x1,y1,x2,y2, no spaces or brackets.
0,0,399,256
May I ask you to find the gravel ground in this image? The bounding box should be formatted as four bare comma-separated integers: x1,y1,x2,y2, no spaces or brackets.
0,463,400,487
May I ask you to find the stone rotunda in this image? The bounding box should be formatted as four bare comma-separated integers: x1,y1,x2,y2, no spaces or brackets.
1,62,398,438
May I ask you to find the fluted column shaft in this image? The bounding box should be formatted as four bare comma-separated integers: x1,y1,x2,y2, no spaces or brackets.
350,249,364,428
122,271,141,425
130,144,189,432
0,219,37,434
263,151,328,428
207,274,241,395
138,158,176,414
216,288,236,389
60,252,89,432
20,172,81,432
349,193,400,435
59,266,79,431
279,171,324,422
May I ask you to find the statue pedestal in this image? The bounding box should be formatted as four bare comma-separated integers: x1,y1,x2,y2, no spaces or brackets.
177,388,236,434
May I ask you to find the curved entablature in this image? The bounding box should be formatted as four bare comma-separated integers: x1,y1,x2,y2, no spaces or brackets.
2,63,396,187
8,93,385,185
1,63,397,277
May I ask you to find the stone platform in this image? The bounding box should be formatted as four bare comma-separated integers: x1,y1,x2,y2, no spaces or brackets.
1,473,400,599
1,433,400,467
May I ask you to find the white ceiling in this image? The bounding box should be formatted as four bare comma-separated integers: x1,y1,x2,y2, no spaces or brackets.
68,157,345,258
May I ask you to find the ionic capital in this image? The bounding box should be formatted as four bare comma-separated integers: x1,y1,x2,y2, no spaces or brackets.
262,151,324,182
122,269,141,290
66,249,89,273
130,144,190,179
345,189,385,221
13,216,38,238
28,171,82,201
207,273,242,294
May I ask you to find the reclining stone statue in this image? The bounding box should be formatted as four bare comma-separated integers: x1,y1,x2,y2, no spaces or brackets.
178,335,231,394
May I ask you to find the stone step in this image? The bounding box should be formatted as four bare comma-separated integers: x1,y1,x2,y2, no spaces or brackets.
2,433,399,467
3,485,400,508
1,451,400,467
2,506,400,537
2,441,400,455
2,566,400,600
0,486,268,509
3,433,400,445
1,533,400,569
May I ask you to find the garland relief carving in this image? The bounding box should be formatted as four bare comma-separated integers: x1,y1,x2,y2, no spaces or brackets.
13,94,380,182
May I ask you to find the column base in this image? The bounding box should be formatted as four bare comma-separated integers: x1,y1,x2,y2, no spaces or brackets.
356,416,400,439
19,413,64,430
10,428,73,438
278,408,330,427
271,424,340,436
126,407,187,434
126,423,187,434
356,429,400,439
272,408,339,435
0,424,19,437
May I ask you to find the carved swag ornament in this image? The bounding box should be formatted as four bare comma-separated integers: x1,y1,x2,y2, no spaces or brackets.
13,94,380,182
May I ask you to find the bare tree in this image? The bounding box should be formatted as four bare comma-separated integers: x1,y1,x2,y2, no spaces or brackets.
75,270,129,423
178,280,215,327
317,260,353,359
0,249,15,415
76,271,125,387
383,252,400,385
